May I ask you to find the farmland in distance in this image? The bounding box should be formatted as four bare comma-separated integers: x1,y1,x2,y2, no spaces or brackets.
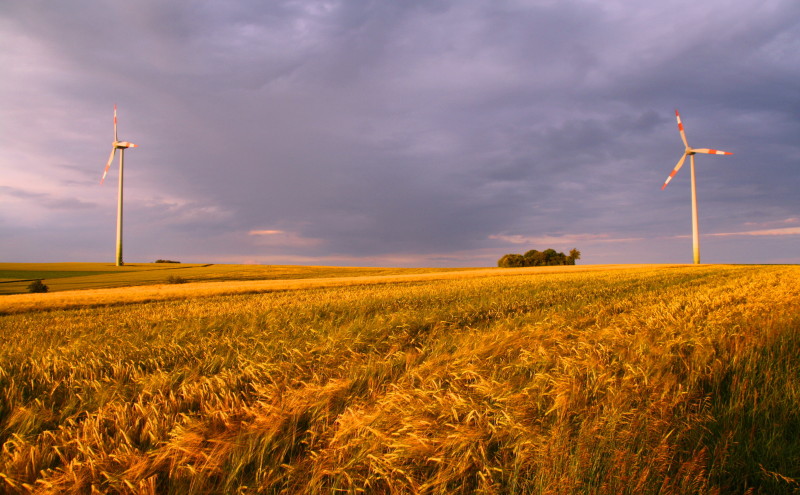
1,264,799,493
0,262,475,296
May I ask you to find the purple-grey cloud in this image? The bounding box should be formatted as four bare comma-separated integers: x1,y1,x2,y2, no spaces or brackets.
1,0,799,265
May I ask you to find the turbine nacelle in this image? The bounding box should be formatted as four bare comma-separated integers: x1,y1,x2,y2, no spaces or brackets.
114,141,138,149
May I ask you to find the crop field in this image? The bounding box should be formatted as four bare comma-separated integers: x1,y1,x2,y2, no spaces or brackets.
1,264,799,493
0,263,472,296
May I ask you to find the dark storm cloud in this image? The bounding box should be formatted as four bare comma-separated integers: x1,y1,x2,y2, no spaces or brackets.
2,0,799,265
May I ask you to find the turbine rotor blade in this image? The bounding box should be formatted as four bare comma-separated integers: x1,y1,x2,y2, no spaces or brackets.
114,104,118,142
691,148,733,155
675,109,689,148
661,153,687,190
101,148,116,184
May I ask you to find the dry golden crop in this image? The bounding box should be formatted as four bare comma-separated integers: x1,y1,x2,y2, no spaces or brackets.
1,264,799,493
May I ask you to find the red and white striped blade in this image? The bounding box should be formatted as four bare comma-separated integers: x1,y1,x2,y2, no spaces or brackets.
100,148,116,184
675,109,689,148
113,104,118,142
692,148,733,155
661,153,687,190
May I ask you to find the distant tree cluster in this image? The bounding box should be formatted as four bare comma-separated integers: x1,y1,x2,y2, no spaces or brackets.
27,279,48,293
155,259,181,264
498,248,581,268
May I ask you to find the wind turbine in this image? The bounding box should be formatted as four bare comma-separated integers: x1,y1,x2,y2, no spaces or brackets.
661,109,732,264
100,105,137,267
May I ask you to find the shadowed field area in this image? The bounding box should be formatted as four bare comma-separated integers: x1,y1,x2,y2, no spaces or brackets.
1,264,799,493
0,262,475,296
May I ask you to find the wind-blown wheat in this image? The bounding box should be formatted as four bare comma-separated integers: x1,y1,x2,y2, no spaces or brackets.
1,265,799,493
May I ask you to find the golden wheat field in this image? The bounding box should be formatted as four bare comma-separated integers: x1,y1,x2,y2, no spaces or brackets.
1,264,799,494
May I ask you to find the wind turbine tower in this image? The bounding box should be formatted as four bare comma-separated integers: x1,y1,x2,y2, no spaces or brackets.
661,110,732,264
100,105,137,266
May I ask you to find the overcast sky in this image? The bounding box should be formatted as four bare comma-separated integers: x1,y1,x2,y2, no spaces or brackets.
2,0,799,267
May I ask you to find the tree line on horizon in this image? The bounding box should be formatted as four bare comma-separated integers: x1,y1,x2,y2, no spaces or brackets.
498,248,581,267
